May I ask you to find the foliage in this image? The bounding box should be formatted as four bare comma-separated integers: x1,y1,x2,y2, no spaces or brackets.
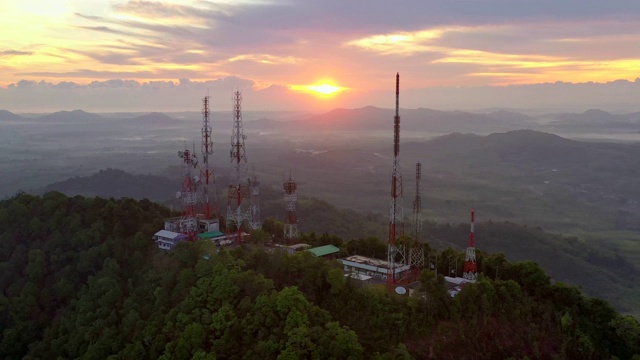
1,192,639,359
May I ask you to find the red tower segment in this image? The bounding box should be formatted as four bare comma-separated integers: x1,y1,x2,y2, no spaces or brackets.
178,147,199,240
283,174,298,244
463,208,478,282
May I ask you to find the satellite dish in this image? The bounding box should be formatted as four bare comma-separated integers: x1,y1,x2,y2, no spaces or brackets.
178,151,183,158
176,191,182,199
395,286,407,295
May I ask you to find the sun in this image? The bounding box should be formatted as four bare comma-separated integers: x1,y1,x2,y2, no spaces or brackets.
290,81,347,98
307,84,343,95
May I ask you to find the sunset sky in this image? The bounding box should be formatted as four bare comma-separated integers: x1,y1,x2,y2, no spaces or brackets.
2,0,640,112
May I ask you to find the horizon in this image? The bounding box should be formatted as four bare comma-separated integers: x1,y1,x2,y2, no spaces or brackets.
3,104,640,118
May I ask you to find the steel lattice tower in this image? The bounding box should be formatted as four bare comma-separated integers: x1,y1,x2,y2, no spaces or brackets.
411,163,422,242
463,209,478,282
201,95,218,221
227,91,250,243
248,171,261,230
283,174,298,244
177,146,200,240
387,73,407,288
409,162,424,271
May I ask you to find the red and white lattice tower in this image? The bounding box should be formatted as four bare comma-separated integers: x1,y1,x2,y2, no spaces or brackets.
248,171,261,230
283,174,298,244
409,162,424,272
387,73,407,288
177,146,200,240
463,209,478,282
227,91,250,242
200,95,218,223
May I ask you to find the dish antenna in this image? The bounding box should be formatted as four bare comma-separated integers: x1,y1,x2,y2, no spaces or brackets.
395,286,407,295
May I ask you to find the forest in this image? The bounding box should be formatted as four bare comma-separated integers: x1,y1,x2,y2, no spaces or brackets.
1,192,639,359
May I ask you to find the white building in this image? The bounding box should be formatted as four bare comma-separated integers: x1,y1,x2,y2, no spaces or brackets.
153,230,189,250
340,255,411,281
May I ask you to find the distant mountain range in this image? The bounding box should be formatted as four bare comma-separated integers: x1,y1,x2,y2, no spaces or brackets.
117,112,184,126
37,109,104,122
4,106,640,132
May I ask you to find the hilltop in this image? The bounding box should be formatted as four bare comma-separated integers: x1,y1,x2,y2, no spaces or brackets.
0,193,638,359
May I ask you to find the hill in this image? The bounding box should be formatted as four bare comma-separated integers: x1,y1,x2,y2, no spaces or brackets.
0,110,22,120
39,168,176,202
36,167,640,314
37,109,104,122
0,193,638,359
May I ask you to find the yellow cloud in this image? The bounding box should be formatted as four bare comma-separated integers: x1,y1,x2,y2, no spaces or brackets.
228,54,301,65
345,28,452,55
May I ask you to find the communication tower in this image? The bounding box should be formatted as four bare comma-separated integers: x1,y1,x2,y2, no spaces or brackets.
200,95,217,221
177,146,200,240
409,162,424,272
411,163,422,242
227,91,250,242
283,174,299,244
248,171,261,230
463,209,478,282
387,73,408,288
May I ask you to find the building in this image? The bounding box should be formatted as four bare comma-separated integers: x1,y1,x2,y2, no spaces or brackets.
340,255,411,281
307,244,340,259
153,230,189,250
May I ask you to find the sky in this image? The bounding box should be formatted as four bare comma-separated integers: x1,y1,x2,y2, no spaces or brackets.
2,0,640,113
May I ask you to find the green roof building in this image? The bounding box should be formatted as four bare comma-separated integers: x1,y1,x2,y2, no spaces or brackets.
307,244,340,258
197,230,225,240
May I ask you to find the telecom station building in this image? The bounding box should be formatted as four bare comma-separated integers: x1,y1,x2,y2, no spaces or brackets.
340,255,411,281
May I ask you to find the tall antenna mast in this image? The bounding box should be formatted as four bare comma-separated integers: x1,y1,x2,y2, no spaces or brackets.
463,209,478,282
388,73,407,288
201,95,217,220
227,91,249,243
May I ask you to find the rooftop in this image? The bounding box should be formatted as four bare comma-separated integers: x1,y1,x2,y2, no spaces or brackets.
307,244,340,257
197,230,225,239
154,230,185,240
342,255,388,268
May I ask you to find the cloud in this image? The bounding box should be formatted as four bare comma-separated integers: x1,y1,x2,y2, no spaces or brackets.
76,25,134,36
0,50,32,56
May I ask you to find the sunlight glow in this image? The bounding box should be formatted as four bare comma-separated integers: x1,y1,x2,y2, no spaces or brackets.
290,82,347,97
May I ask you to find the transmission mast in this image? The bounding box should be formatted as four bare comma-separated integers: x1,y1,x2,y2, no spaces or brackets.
409,162,424,272
463,209,478,282
412,163,422,242
387,73,407,288
227,91,250,243
283,173,299,244
248,170,261,230
177,145,199,240
201,95,218,222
